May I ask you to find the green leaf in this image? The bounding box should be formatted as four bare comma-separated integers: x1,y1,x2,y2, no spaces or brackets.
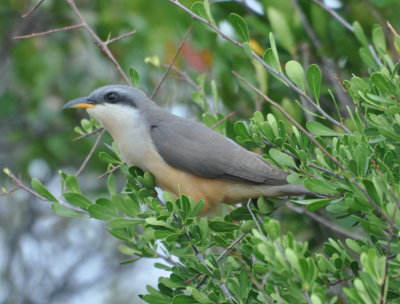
51,203,84,217
307,64,322,101
291,198,331,211
99,151,119,164
269,148,296,168
142,172,155,189
187,287,213,304
145,217,175,230
191,2,208,21
172,295,196,304
267,7,295,55
229,13,250,42
285,60,306,92
353,21,369,47
63,191,92,209
88,198,118,220
108,217,142,228
306,121,343,136
111,194,138,217
269,32,282,73
107,173,116,195
372,25,386,53
203,0,215,24
304,179,337,195
31,178,58,202
129,66,140,87
209,220,239,232
65,175,81,193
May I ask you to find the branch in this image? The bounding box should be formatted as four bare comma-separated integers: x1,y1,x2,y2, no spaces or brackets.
309,0,353,32
14,24,84,40
22,0,45,18
160,64,200,90
73,127,103,142
286,203,363,240
211,112,236,129
167,0,351,134
76,129,105,176
232,70,345,171
64,0,131,85
3,169,47,201
106,30,137,45
97,164,121,179
151,25,193,99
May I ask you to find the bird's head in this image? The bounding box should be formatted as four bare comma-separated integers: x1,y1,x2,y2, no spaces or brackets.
63,85,155,131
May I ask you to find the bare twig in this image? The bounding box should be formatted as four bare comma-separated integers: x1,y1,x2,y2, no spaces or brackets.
211,112,236,129
0,187,21,196
22,0,45,18
387,21,399,36
309,0,353,32
286,203,363,240
64,0,131,85
309,0,382,67
76,129,105,176
151,25,193,99
195,232,247,289
73,127,103,142
167,0,351,134
219,282,235,304
14,24,84,40
232,70,345,170
106,30,137,45
97,164,121,179
161,64,200,89
4,170,47,201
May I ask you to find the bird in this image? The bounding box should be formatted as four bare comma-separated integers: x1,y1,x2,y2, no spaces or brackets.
63,85,313,214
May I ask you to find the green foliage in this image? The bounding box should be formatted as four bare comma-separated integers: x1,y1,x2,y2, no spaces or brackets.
4,0,400,303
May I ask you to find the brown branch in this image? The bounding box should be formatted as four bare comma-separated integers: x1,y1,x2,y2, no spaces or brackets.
309,0,353,32
211,112,236,129
167,0,351,134
73,127,103,142
232,70,345,170
106,30,137,45
97,164,121,179
22,0,46,18
76,129,105,176
160,64,200,90
14,24,84,40
286,203,363,240
151,25,193,99
64,0,131,85
3,169,47,201
195,233,247,288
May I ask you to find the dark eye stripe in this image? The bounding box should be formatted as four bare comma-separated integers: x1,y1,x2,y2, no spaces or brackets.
105,92,118,102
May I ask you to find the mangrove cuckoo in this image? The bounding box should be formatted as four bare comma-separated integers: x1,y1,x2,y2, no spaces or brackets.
63,85,312,213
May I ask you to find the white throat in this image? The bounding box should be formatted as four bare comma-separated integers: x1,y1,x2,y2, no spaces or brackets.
87,104,154,169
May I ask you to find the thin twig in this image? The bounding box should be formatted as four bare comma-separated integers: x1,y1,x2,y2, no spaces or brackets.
97,164,121,179
309,0,353,32
211,112,236,129
232,70,345,170
73,127,103,142
161,64,200,89
309,0,382,67
0,186,21,196
22,0,46,18
286,203,363,240
151,25,193,99
167,0,351,134
64,0,131,85
106,30,137,45
76,129,105,176
195,233,247,288
4,170,47,201
14,24,84,40
219,282,235,304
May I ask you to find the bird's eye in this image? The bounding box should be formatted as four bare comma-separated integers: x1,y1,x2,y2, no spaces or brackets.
105,92,119,103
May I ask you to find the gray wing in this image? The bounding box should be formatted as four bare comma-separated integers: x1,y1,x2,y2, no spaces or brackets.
149,114,288,185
